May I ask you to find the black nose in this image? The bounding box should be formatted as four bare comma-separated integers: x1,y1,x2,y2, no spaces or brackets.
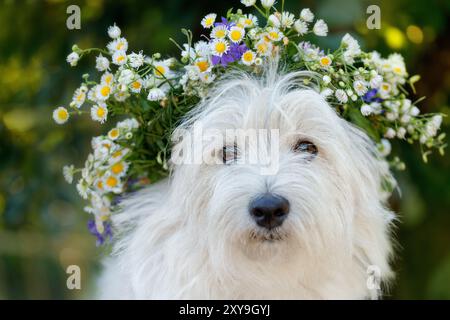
249,194,290,229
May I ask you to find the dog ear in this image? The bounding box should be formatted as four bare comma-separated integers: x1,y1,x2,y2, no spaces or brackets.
343,121,396,298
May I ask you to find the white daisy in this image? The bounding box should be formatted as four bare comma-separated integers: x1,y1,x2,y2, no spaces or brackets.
128,51,145,68
194,41,211,58
102,173,123,194
63,165,75,184
76,179,89,199
153,60,173,79
95,84,112,100
281,12,295,28
147,87,166,101
107,37,128,53
335,89,348,103
211,25,228,39
211,39,230,57
53,106,69,124
313,19,328,36
118,69,135,85
353,80,368,96
241,50,256,65
101,72,114,86
71,87,86,108
107,23,121,39
318,56,332,68
66,52,79,67
201,13,217,29
95,54,110,71
112,50,127,65
268,14,281,28
108,127,120,140
294,20,308,35
228,26,245,43
130,78,143,93
91,103,108,123
265,28,283,42
300,8,314,22
360,104,373,116
240,14,258,28
255,40,272,56
109,161,129,177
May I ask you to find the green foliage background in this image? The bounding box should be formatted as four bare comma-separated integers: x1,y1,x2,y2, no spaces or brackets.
0,0,449,299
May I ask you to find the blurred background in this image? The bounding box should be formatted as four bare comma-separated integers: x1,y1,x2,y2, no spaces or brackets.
0,0,449,299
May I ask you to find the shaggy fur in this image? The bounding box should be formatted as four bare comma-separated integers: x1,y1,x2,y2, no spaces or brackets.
97,67,396,299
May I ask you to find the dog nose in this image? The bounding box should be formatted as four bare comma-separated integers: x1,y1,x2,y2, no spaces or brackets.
249,194,290,229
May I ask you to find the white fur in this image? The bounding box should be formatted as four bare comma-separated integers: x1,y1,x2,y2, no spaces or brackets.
97,68,396,299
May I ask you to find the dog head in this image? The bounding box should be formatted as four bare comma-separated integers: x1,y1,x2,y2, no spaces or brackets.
169,69,394,288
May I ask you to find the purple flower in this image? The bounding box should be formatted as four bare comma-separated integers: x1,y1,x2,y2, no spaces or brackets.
88,219,113,246
211,43,248,66
363,88,383,103
214,17,234,29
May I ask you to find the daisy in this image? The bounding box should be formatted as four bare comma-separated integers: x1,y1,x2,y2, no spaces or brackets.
63,165,75,184
194,41,211,58
319,56,332,68
300,8,314,22
147,87,166,101
107,23,121,39
101,72,114,86
268,14,281,28
91,103,108,123
118,69,134,85
130,78,143,93
199,72,216,84
112,50,127,65
95,54,110,71
108,128,120,140
95,84,112,100
313,19,328,36
280,12,295,28
353,80,368,96
76,179,89,199
110,161,128,177
102,173,122,193
201,13,217,29
255,40,272,56
240,14,258,28
194,60,210,73
107,37,128,53
53,106,69,124
128,51,145,68
267,27,283,41
71,87,86,108
294,20,308,35
153,60,173,79
211,39,230,57
335,89,348,103
228,26,245,43
379,82,392,98
66,52,79,66
114,91,130,102
210,25,228,39
241,50,256,65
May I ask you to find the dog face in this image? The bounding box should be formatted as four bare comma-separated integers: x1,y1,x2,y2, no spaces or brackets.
170,71,393,274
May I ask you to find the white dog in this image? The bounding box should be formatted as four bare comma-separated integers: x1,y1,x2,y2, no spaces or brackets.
97,67,396,299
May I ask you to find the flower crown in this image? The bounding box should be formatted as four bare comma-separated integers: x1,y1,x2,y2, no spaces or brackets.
55,0,446,245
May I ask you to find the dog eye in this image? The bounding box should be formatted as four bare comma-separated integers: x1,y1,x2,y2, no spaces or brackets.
293,140,318,157
222,144,238,164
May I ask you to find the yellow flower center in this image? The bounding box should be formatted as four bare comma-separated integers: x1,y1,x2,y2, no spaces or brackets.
100,86,110,97
230,30,242,41
243,51,254,62
112,150,122,158
97,107,106,117
58,109,68,120
116,55,125,63
109,128,119,139
76,93,84,101
116,42,125,50
269,31,279,40
196,60,209,72
215,29,226,38
320,57,331,66
257,43,268,53
132,81,141,89
215,42,226,54
205,18,214,27
393,67,402,74
111,162,124,175
104,75,113,84
154,65,166,77
245,19,252,26
106,176,118,188
97,180,103,190
382,84,390,91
